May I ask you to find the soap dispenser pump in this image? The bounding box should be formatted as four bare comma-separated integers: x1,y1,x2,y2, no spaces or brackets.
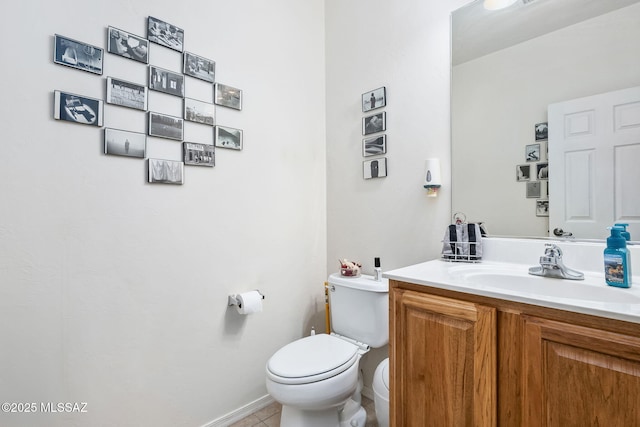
374,257,382,282
604,226,632,288
615,223,631,241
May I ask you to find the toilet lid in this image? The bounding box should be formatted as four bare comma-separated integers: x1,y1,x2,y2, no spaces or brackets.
267,334,359,385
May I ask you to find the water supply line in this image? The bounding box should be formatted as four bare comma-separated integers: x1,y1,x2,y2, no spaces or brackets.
324,281,331,334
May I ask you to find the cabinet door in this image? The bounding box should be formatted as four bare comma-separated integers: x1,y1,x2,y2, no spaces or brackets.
523,316,640,426
390,288,496,427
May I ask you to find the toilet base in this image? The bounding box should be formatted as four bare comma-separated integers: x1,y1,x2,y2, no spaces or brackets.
280,405,339,427
339,399,367,427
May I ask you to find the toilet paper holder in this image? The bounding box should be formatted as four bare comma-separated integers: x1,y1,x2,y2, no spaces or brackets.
228,290,265,308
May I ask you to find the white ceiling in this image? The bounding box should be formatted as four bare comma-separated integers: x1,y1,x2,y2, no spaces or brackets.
452,0,640,65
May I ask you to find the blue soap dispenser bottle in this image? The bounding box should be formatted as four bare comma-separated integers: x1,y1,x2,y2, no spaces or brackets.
604,226,632,288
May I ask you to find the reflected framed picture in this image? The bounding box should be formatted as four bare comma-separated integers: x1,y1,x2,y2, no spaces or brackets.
107,26,149,64
104,128,146,158
147,16,184,52
53,34,104,75
536,162,548,180
148,158,184,184
53,90,103,126
536,199,549,217
214,83,242,110
148,112,183,141
535,122,548,141
362,112,386,135
149,65,185,97
106,77,148,111
363,157,387,179
525,143,540,162
516,164,530,181
362,87,386,112
215,125,243,150
183,142,215,167
183,52,215,83
526,181,541,198
363,135,386,157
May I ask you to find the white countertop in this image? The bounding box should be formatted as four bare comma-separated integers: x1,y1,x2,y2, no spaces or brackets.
383,238,640,324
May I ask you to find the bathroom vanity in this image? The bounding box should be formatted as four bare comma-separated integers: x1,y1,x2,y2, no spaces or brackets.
385,238,640,427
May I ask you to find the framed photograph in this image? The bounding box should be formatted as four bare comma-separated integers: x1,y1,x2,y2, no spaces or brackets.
149,65,184,97
107,26,149,64
536,199,549,217
106,77,148,111
53,90,103,126
363,135,387,157
535,122,548,141
536,162,549,180
53,34,104,75
104,128,146,158
147,16,184,52
525,143,540,162
214,83,242,110
184,98,215,126
526,181,541,198
183,142,215,167
362,112,386,135
363,157,388,179
215,125,243,150
148,158,184,184
183,52,215,83
516,164,530,181
362,87,386,112
148,112,183,141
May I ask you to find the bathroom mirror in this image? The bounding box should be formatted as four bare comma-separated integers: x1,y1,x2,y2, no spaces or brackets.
451,0,640,240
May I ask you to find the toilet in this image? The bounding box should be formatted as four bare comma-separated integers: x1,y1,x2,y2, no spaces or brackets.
266,273,388,427
373,357,389,427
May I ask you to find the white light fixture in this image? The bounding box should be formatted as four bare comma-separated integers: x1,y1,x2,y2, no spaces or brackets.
483,0,518,11
423,159,442,197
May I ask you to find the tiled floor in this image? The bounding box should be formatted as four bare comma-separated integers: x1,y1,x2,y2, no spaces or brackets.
230,396,378,427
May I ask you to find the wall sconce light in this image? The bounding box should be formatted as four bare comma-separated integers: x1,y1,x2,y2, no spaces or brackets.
483,0,518,11
423,158,441,197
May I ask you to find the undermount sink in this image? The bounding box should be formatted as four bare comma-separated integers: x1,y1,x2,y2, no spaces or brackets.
447,263,640,305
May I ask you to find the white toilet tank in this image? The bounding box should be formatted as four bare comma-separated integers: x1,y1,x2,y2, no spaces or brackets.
328,273,389,348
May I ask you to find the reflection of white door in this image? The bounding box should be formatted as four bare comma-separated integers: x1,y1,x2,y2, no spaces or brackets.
549,86,640,239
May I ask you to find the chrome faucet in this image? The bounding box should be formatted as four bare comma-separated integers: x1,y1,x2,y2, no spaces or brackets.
528,244,584,280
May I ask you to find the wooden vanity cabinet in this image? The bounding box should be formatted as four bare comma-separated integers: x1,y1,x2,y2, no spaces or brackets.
390,280,640,427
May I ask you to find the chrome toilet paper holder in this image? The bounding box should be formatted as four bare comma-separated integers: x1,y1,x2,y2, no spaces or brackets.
228,290,265,308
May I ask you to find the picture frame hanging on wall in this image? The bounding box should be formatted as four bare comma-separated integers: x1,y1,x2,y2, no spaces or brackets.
148,112,184,141
148,158,184,184
526,181,541,198
107,26,149,64
183,142,215,167
516,164,530,181
104,128,146,158
362,134,387,157
53,34,104,75
536,199,549,217
106,77,148,111
362,86,386,113
525,143,540,162
53,90,103,127
536,162,549,180
183,52,215,83
147,16,184,52
214,83,243,110
363,157,388,179
184,98,215,126
535,122,548,141
149,65,185,97
215,125,243,150
362,112,386,135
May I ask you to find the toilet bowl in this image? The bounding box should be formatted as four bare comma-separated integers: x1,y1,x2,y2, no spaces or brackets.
373,357,390,427
266,273,389,427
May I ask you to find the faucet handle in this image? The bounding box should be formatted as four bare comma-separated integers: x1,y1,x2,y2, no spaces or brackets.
544,243,562,257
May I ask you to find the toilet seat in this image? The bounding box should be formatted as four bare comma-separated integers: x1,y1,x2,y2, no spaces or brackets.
266,334,359,385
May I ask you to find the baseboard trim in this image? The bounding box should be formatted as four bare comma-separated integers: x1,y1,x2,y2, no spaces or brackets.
202,394,275,427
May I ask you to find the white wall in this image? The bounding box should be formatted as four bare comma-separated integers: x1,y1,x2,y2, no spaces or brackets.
452,3,640,237
325,0,469,393
0,1,326,426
